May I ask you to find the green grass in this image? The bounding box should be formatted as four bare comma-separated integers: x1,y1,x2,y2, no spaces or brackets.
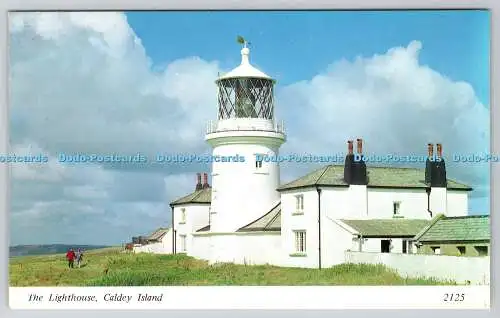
9,247,455,286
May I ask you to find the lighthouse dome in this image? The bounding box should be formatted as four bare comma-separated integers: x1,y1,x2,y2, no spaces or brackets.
217,46,273,81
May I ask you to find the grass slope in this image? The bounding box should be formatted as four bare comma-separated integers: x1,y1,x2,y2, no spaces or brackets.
9,247,455,286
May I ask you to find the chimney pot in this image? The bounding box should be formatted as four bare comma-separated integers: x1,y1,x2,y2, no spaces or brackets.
427,143,434,158
196,173,202,190
347,140,354,155
356,138,363,154
437,143,443,158
203,172,208,185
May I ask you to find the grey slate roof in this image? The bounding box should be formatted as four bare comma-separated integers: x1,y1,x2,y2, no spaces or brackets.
413,214,490,242
147,227,169,241
278,165,472,191
170,187,212,206
340,219,430,238
237,202,281,232
196,225,210,232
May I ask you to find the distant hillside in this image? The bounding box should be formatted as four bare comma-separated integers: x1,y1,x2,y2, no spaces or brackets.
9,244,111,257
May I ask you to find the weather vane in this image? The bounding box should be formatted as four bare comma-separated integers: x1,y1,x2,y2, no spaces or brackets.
237,35,251,48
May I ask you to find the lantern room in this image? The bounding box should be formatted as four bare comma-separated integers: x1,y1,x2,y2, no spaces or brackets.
215,42,275,120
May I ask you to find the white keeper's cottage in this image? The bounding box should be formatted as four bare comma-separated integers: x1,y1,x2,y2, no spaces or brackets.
154,42,474,268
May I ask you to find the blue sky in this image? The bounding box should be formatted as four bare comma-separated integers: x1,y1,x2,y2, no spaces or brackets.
126,10,490,103
8,10,490,245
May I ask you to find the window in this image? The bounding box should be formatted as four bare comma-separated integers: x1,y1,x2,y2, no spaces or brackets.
457,246,466,255
179,235,187,252
393,201,401,215
402,240,407,254
475,246,488,256
431,246,441,255
381,240,391,253
295,194,304,213
294,231,306,253
255,153,264,169
180,208,186,223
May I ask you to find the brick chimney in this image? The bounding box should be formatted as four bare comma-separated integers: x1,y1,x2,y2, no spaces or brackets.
196,173,202,190
425,143,446,187
202,172,210,189
432,143,447,187
427,143,433,158
356,138,363,154
425,143,433,184
436,143,442,159
344,140,355,183
351,138,367,185
348,140,354,155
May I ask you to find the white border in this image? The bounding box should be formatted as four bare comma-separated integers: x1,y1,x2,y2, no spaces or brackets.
1,0,497,316
7,286,491,309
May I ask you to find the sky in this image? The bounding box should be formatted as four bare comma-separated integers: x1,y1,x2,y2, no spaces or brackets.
8,10,490,245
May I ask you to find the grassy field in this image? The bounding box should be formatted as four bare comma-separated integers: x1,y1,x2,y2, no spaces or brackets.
9,247,456,286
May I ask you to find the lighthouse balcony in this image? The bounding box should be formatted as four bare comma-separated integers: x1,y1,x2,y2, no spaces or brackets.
206,118,285,135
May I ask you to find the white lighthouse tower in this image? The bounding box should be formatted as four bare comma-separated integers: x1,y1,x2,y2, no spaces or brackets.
206,40,286,260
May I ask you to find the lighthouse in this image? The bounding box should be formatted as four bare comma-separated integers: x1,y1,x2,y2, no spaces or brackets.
206,39,286,240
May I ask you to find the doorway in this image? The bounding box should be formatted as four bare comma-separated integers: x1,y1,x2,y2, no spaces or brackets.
381,240,391,253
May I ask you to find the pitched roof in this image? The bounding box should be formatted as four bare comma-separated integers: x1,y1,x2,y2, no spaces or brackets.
147,227,169,241
237,202,281,232
340,219,431,238
170,187,212,206
413,215,490,242
278,165,472,191
196,225,210,232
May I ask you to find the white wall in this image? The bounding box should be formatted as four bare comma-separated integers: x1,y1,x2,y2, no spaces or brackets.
446,190,468,216
345,251,490,285
174,204,210,253
352,238,417,254
209,140,282,233
366,188,432,219
192,232,281,265
280,188,320,268
278,185,468,269
310,187,467,220
190,233,211,261
321,219,357,267
133,232,173,254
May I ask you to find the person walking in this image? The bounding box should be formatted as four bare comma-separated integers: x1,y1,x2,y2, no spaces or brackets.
66,248,76,268
75,249,83,268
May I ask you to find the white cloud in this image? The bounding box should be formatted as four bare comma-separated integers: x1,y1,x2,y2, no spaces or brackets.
8,12,489,245
277,41,489,199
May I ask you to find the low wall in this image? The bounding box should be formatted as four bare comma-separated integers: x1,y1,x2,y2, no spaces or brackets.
192,232,282,265
345,251,490,285
190,234,211,260
133,242,172,254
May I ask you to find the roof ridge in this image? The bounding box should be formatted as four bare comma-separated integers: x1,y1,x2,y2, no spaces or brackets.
264,207,282,229
314,165,331,185
237,201,281,231
413,214,445,241
444,215,489,219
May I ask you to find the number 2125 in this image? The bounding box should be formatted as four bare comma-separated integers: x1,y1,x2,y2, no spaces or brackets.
443,293,465,302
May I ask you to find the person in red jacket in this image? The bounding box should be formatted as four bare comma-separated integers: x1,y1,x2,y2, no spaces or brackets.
66,248,76,268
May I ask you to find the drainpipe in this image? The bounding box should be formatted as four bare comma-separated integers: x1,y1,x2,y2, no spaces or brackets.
316,187,322,270
426,187,433,218
171,204,176,254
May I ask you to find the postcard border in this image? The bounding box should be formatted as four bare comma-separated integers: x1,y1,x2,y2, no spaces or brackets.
0,0,497,316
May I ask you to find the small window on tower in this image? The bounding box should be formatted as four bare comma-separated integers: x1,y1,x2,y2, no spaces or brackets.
295,194,304,214
393,201,401,215
179,235,187,252
180,208,186,223
255,153,264,169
